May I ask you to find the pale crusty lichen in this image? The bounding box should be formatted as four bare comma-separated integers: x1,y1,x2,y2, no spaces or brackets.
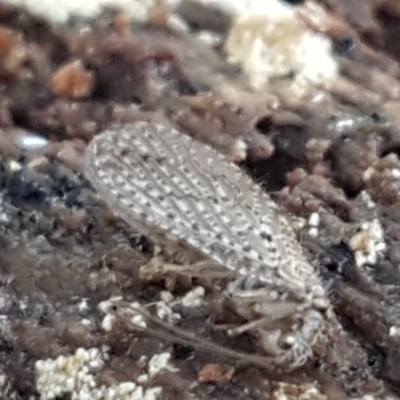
223,0,338,99
34,346,164,400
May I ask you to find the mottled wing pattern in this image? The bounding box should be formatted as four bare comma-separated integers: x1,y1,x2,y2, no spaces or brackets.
85,122,315,290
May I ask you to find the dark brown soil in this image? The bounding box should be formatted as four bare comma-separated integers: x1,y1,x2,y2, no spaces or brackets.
2,1,400,398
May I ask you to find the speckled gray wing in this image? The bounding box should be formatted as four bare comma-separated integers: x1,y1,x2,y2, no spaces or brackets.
85,122,316,292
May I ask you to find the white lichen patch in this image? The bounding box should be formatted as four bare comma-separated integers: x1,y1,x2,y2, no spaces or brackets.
35,347,164,400
390,168,400,179
136,352,179,385
272,381,327,400
389,326,400,338
12,131,49,152
349,219,386,268
155,299,181,324
78,298,91,314
195,30,223,47
4,0,157,24
308,213,320,228
223,0,338,99
358,190,377,210
35,347,104,399
8,160,23,172
359,397,399,400
181,286,205,308
155,285,206,322
148,352,178,378
306,213,320,238
98,297,147,332
4,0,189,31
